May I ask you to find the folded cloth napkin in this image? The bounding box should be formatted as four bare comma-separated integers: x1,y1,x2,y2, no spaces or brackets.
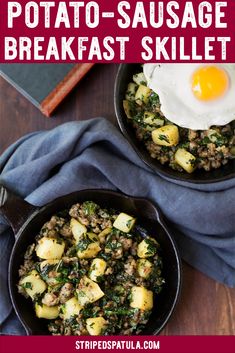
0,118,235,335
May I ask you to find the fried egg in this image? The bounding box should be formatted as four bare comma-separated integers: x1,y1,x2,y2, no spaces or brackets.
143,64,235,130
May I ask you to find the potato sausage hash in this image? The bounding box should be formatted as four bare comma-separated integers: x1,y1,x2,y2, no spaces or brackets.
18,201,164,335
123,68,235,173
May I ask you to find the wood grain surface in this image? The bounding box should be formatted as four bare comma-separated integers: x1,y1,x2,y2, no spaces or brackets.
0,63,235,335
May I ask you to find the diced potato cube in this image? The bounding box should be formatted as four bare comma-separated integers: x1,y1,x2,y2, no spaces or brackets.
77,242,101,259
19,270,47,300
36,237,65,260
89,258,107,282
70,218,87,243
125,82,138,101
39,260,60,286
113,213,136,233
175,148,196,174
130,286,153,311
137,259,153,278
133,72,147,86
77,234,101,259
98,227,112,243
152,125,179,146
86,317,107,335
61,297,82,320
143,112,164,127
144,112,155,124
137,238,158,258
76,276,104,306
123,100,133,119
135,85,151,105
208,129,217,142
35,303,59,319
207,129,223,143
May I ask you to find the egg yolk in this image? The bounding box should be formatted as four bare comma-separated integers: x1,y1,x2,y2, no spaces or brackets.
192,66,229,101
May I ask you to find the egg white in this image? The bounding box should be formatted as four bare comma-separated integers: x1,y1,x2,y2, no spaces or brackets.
143,63,235,130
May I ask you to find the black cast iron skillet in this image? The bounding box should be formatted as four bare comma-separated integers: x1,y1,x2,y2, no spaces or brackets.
114,64,235,184
0,186,181,335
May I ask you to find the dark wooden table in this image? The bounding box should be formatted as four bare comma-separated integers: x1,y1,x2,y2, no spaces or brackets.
0,64,235,335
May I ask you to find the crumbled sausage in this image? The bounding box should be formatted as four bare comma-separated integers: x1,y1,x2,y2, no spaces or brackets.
59,283,73,304
42,293,59,306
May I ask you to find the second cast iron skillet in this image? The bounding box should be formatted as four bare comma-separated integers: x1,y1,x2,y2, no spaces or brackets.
114,64,235,183
0,186,181,335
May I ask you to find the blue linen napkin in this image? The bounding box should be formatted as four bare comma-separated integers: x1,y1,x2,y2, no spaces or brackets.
0,118,235,335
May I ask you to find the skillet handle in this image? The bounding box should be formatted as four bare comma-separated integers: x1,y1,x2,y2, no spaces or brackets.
0,185,37,235
133,197,162,223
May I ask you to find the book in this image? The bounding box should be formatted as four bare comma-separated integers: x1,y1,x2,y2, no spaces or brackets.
0,63,94,117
